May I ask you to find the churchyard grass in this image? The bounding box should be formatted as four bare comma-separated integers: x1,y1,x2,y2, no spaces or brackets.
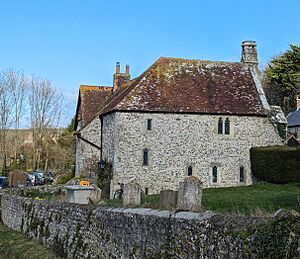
202,182,300,215
106,182,300,216
0,223,58,259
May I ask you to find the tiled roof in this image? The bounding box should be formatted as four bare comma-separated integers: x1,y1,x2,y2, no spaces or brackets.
287,109,300,127
75,85,112,129
99,57,267,116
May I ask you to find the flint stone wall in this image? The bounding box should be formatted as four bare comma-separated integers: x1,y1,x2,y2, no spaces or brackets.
75,117,101,177
105,112,283,195
1,194,299,258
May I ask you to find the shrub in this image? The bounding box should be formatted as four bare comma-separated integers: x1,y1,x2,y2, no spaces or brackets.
250,146,300,183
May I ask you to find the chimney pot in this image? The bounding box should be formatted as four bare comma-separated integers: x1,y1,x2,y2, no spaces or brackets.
116,62,120,73
297,95,300,110
126,64,130,74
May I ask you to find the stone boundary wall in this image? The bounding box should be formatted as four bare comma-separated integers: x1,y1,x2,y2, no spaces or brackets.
0,194,298,258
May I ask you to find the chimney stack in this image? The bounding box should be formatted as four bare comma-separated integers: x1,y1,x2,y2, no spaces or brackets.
297,95,300,110
116,62,120,73
113,62,131,92
241,41,258,67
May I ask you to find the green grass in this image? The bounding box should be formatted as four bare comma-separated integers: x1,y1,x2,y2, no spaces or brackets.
202,183,300,216
0,224,59,259
105,183,300,216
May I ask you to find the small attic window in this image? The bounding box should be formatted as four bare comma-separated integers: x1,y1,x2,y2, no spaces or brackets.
147,119,152,130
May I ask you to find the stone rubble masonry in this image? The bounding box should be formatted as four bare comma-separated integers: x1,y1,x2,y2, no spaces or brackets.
123,181,141,206
177,176,203,212
103,111,283,197
75,117,101,178
0,193,279,258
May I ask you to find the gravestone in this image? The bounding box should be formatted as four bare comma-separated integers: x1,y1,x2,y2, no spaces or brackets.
123,181,141,206
177,176,203,212
88,185,102,204
160,190,176,209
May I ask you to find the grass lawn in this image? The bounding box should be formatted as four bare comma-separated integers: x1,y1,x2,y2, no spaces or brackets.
202,183,300,216
106,183,300,216
0,224,59,259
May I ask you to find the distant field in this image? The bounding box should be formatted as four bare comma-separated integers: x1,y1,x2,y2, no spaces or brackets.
0,224,58,259
107,183,300,216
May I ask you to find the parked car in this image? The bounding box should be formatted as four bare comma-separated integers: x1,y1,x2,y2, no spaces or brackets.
45,171,54,184
0,176,8,189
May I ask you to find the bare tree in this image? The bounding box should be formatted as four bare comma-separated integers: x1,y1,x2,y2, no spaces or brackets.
2,69,28,161
0,71,14,174
28,76,63,170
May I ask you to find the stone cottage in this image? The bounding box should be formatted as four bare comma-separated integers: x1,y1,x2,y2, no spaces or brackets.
287,95,300,140
75,41,286,197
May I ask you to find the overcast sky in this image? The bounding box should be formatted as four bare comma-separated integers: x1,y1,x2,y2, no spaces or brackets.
0,0,299,126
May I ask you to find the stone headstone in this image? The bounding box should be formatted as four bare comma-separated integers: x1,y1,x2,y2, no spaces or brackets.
177,176,203,212
160,190,176,209
88,185,102,204
123,181,141,206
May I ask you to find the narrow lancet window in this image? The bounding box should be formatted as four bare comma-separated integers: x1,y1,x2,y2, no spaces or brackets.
143,149,149,166
240,166,245,182
212,166,218,183
218,118,223,134
147,119,152,130
225,118,230,135
188,166,193,176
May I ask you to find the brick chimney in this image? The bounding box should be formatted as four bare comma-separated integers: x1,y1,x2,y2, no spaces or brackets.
241,41,258,68
297,95,300,110
113,62,131,92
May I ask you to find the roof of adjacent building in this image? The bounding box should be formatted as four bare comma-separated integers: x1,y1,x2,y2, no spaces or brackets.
287,109,300,127
75,85,112,129
99,57,267,117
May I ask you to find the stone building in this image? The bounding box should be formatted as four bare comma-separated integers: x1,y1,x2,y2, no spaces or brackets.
74,41,286,196
287,95,300,140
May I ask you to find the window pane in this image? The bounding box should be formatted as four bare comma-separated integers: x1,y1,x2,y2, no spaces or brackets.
143,149,149,166
225,118,230,135
147,119,152,130
212,166,218,183
240,166,244,182
188,166,193,176
218,118,223,134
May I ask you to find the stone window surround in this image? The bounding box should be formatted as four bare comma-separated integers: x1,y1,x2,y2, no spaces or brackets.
215,116,234,137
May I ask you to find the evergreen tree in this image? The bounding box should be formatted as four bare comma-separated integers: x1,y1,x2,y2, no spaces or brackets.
264,44,300,115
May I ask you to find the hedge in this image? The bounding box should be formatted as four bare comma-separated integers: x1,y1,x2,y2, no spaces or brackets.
250,146,300,184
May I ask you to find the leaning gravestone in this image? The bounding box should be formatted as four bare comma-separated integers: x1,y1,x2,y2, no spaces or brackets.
160,190,176,209
177,176,203,212
123,181,141,206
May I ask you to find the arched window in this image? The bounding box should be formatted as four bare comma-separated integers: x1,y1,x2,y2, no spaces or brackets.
240,166,245,182
218,118,223,134
225,118,230,135
212,166,218,183
143,149,149,166
188,166,193,176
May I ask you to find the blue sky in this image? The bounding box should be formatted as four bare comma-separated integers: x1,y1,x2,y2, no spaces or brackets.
0,0,299,125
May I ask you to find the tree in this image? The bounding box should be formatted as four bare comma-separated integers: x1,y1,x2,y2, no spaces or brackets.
264,44,300,115
28,76,63,170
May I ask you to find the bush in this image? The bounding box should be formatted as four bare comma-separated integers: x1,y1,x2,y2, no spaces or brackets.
250,146,300,183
